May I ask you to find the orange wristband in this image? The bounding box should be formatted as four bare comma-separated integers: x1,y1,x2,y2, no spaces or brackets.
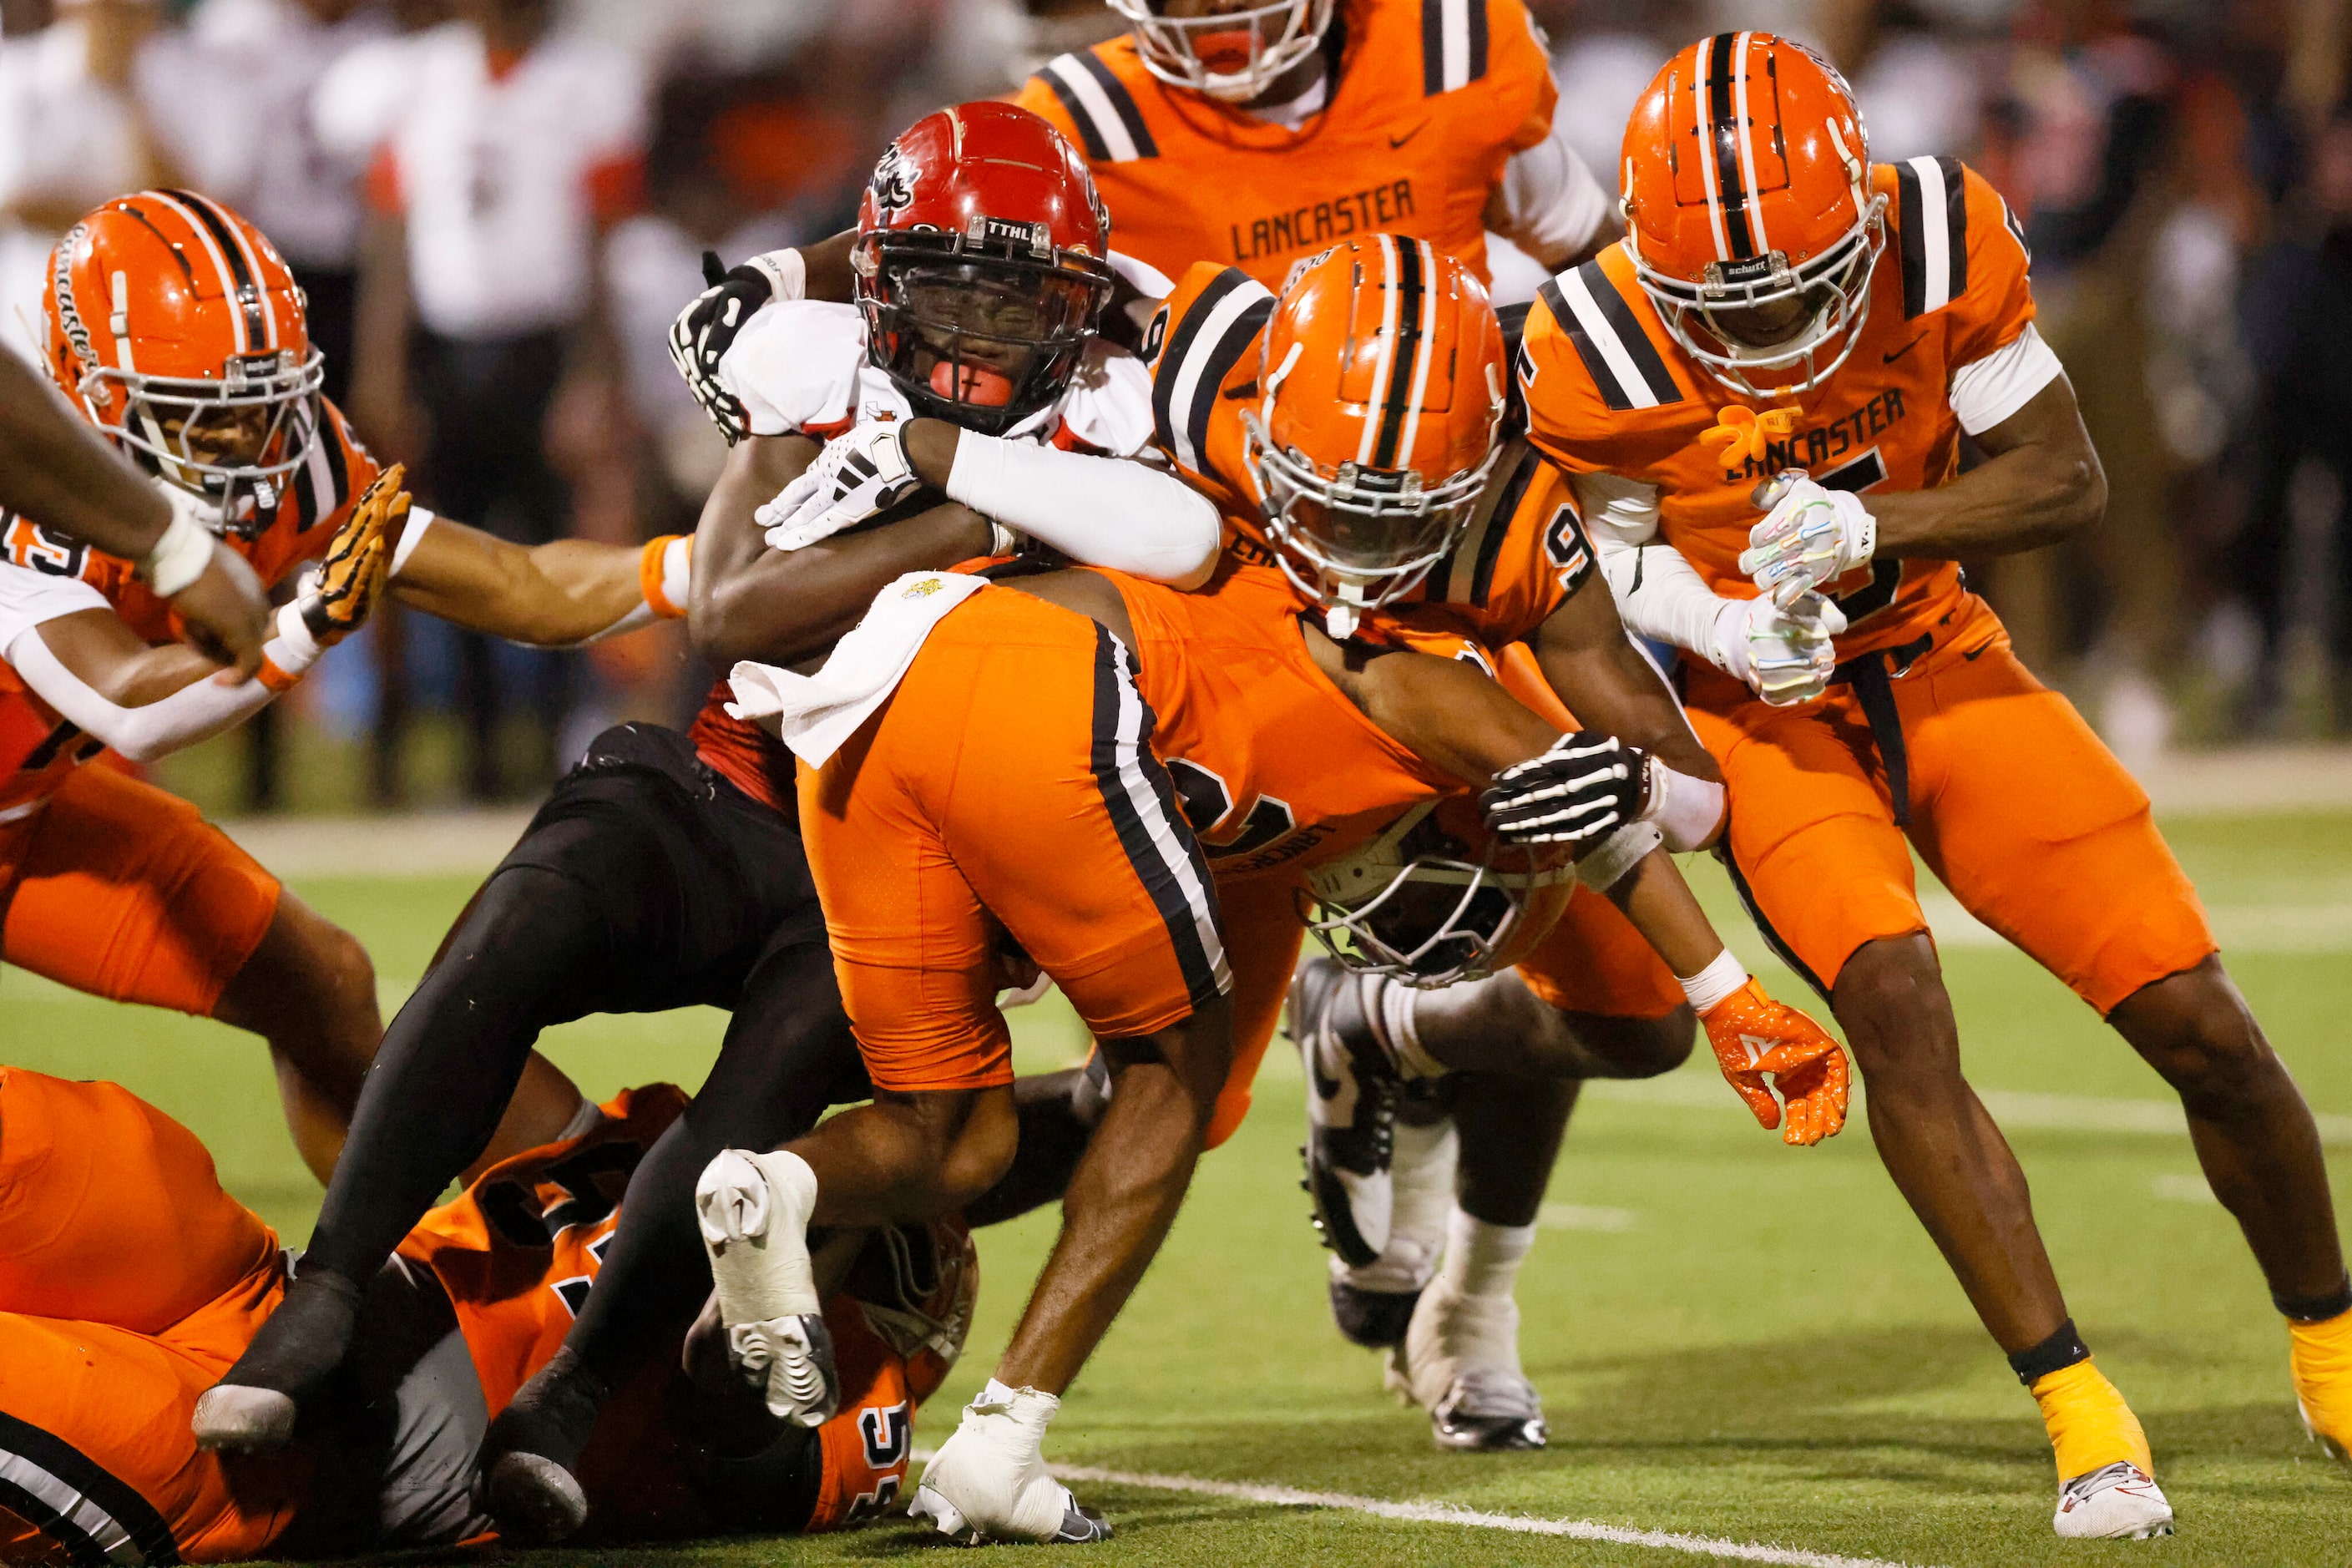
640,534,689,619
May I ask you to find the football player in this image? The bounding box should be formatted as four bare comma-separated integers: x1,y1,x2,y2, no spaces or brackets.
698,234,1848,1544
1013,0,1613,288
0,1060,971,1561
191,104,1225,1533
1,190,691,1183
1501,32,2352,1538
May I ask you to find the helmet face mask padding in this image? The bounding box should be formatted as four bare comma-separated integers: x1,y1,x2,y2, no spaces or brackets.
1300,800,1576,989
852,104,1115,439
1242,236,1509,635
45,191,326,537
1619,31,1888,400
1108,0,1336,104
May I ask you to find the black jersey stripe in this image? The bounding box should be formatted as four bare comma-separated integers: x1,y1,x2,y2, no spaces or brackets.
1034,68,1110,161
1072,49,1157,159
1372,239,1428,468
1537,276,1630,410
1466,0,1488,81
1935,154,1970,301
1469,445,1540,607
1894,159,1926,316
1182,296,1272,489
1420,0,1445,94
1151,267,1248,458
1895,156,1970,317
1704,33,1756,260
0,1410,182,1565
0,1478,110,1568
1585,261,1682,405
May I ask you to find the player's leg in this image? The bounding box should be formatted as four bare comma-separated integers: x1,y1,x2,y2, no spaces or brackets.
0,765,378,1184
1914,641,2349,1463
199,727,791,1449
1717,680,2167,1538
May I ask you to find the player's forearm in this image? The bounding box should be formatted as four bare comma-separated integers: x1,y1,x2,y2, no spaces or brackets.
1533,591,1721,781
10,625,281,763
0,352,170,559
390,524,680,647
1869,382,2107,560
1346,646,1561,788
1601,847,1726,977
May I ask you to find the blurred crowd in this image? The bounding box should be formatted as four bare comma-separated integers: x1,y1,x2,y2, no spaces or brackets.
0,0,2345,808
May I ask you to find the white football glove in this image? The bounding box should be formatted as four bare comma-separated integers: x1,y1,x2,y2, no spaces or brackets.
1710,592,1848,707
1738,477,1877,608
757,420,924,551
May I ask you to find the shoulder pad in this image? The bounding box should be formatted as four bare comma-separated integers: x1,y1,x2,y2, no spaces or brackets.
719,301,868,438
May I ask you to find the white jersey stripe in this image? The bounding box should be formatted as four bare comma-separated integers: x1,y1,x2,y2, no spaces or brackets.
1355,236,1402,467
1106,639,1229,993
0,1449,144,1565
1440,0,1472,92
1909,156,1955,311
1164,281,1272,477
1045,55,1140,164
1555,266,1667,411
1732,32,1768,256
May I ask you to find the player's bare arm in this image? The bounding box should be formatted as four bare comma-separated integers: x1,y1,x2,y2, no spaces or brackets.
1529,571,1720,783
386,508,684,647
1865,376,2107,559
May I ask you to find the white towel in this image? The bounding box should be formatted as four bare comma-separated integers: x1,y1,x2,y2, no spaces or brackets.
726,570,989,766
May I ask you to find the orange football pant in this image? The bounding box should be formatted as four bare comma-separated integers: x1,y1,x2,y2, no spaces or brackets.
1687,606,2214,1013
801,588,1228,1095
0,763,281,1017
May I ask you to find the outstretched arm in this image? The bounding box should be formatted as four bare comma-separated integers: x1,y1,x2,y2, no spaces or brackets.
387,513,687,647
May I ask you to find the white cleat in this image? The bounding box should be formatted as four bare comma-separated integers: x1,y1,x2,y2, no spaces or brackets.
1389,1273,1547,1450
694,1148,837,1426
2052,1462,2174,1539
909,1383,1110,1543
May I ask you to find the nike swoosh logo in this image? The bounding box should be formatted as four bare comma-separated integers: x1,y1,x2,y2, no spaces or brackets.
1389,122,1429,149
1883,334,1927,364
1962,645,1986,660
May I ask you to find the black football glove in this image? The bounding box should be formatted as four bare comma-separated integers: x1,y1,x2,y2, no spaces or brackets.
667,250,776,444
1482,733,1650,845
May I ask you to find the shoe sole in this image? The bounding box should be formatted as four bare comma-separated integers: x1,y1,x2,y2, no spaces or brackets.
190,1385,296,1452
483,1451,589,1543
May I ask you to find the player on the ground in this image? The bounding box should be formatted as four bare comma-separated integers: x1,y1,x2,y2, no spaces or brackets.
1011,0,1612,289
2,190,690,1182
0,1061,971,1562
696,233,1849,1544
191,104,1227,1532
1507,30,2352,1538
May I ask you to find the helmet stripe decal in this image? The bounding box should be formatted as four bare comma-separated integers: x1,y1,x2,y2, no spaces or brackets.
1732,31,1769,257
1703,33,1757,260
1355,236,1403,467
1691,37,1731,263
1375,238,1431,468
157,190,271,354
191,190,280,352
143,191,246,354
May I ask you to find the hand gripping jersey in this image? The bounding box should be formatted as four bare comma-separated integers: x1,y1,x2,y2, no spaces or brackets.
1147,260,1598,652
0,399,378,814
1014,0,1555,287
1516,160,2049,662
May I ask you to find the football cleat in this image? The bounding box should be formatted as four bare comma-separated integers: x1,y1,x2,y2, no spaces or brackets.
1391,1272,1547,1451
1329,1274,1422,1351
2052,1462,2173,1540
695,1148,837,1425
910,1383,1110,1544
192,1266,363,1451
1325,1114,1456,1350
473,1348,609,1543
1288,956,1402,1267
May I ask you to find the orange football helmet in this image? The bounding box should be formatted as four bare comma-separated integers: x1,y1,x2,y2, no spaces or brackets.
1299,794,1576,989
43,190,323,535
1620,32,1885,397
1242,235,1508,638
1106,0,1335,104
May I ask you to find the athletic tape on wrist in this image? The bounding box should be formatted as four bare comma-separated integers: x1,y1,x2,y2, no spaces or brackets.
1576,820,1661,893
257,603,322,693
746,248,806,303
1677,948,1749,1014
139,503,215,597
1641,755,1727,852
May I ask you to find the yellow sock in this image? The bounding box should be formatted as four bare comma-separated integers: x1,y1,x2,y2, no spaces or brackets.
2288,1305,2352,1449
2030,1358,2152,1482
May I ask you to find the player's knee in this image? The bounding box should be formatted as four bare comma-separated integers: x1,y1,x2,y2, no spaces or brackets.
1557,1004,1697,1078
935,1087,1020,1210
2116,964,2280,1114
226,893,378,1046
1831,935,1960,1081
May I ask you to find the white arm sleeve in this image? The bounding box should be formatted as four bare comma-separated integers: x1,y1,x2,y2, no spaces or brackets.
1570,471,1745,674
945,435,1222,589
1489,119,1614,264
1950,322,2066,435
4,625,282,765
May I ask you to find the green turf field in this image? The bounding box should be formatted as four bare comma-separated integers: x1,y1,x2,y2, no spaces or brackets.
7,812,2351,1565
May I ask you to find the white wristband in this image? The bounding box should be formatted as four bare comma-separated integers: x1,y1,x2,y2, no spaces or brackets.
1677,948,1749,1014
1641,754,1727,852
746,248,807,303
139,497,215,597
1576,820,1662,893
273,599,324,670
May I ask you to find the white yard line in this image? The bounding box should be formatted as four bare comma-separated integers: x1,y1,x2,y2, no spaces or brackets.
909,1453,1935,1568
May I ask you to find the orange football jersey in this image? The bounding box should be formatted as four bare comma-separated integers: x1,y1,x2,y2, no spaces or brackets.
0,398,378,812
1146,260,1598,652
1517,159,2036,660
1013,0,1554,286
1105,558,1469,884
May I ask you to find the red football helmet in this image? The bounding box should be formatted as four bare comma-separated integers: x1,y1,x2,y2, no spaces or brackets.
44,190,323,535
1620,32,1885,397
852,102,1115,438
1300,794,1576,989
1242,235,1508,637
1105,0,1336,104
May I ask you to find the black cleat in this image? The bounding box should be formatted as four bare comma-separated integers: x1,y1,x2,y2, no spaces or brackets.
474,1348,610,1543
1287,956,1400,1268
1430,1368,1550,1452
192,1266,363,1451
1328,1276,1423,1350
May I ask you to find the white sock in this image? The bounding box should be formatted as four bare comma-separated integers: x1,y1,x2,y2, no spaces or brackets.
1338,1117,1458,1293
1376,977,1448,1080
1439,1204,1535,1302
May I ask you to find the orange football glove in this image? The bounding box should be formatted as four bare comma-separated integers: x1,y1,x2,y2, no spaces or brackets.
1700,978,1849,1146
301,463,407,645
